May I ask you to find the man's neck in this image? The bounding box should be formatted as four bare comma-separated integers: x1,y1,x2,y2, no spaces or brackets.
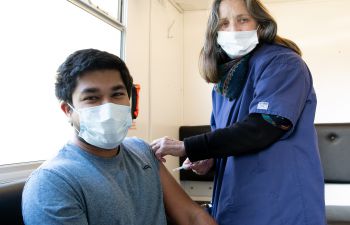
72,136,120,158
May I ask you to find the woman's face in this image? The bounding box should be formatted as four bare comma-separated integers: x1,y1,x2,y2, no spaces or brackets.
218,0,257,31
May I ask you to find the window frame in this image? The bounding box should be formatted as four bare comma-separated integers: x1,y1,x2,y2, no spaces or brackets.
67,0,127,59
0,0,127,183
0,161,43,185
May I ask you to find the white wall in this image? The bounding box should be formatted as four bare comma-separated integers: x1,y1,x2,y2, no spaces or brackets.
183,10,214,125
266,0,350,123
183,0,350,125
125,0,184,177
149,0,184,171
125,0,151,140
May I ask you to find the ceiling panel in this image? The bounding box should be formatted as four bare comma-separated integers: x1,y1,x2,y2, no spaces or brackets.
171,0,212,11
171,0,310,11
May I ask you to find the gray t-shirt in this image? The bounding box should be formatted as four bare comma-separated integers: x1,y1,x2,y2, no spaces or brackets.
22,137,167,225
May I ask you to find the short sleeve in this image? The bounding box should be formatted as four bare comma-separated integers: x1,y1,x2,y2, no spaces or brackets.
210,90,217,131
146,142,161,170
210,112,216,130
22,169,88,225
123,137,160,170
249,55,311,128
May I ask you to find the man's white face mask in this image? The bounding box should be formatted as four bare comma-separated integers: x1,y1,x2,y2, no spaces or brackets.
69,103,132,150
217,30,259,59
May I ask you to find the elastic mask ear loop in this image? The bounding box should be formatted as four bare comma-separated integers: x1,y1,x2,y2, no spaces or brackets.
66,103,80,134
67,103,79,114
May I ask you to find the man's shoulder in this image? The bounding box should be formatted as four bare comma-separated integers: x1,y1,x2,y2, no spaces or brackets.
121,137,158,166
122,137,149,152
27,145,85,185
39,144,80,169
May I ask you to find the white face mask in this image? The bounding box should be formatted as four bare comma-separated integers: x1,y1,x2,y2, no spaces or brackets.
69,103,132,149
217,30,259,59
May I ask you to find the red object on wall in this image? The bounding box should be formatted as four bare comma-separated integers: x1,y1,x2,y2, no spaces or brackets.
132,84,140,119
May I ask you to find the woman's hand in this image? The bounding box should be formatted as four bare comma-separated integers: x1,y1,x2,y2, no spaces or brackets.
183,158,214,175
150,137,186,162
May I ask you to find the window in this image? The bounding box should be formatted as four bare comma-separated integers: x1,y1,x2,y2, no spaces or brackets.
80,0,122,20
0,0,126,165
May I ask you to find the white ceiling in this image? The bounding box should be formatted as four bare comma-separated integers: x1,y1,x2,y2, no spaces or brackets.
171,0,307,11
170,0,212,11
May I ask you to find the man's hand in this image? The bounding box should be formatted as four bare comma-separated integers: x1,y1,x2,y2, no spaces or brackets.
150,137,186,162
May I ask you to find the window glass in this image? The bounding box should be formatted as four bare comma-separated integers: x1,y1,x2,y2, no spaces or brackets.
0,0,122,165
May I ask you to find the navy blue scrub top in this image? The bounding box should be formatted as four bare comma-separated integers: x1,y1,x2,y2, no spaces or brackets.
210,43,326,225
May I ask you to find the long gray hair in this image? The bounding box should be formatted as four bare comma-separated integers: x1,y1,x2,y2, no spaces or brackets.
199,0,301,83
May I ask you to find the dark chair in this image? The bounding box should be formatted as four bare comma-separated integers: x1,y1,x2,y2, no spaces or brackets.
315,123,350,225
179,125,214,182
0,179,26,225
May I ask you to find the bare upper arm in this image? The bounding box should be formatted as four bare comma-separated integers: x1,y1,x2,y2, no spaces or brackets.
159,163,217,225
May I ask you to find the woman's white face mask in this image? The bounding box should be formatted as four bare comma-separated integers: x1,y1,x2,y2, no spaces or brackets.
217,30,259,59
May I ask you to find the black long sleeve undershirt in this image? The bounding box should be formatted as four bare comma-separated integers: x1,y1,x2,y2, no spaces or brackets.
184,113,292,162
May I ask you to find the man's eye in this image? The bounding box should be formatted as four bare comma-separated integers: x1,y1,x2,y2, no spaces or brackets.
83,96,98,101
112,92,125,97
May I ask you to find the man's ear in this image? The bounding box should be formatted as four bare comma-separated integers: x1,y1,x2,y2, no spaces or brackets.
60,102,72,117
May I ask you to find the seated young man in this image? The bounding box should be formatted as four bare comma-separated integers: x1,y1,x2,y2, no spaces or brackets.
21,49,217,225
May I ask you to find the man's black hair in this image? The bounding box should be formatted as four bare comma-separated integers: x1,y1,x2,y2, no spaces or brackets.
55,49,133,104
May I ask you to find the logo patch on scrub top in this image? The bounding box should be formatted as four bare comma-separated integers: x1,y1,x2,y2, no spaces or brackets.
257,102,269,110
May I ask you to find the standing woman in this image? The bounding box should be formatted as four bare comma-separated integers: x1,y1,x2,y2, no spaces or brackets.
151,0,326,224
